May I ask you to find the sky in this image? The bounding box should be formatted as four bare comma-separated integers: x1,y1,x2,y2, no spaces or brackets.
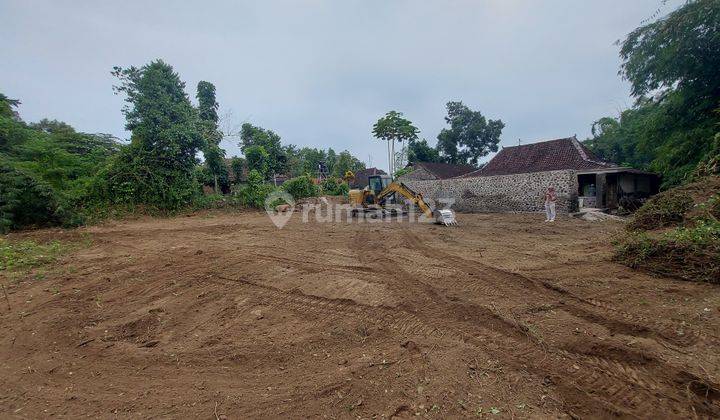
1,0,681,171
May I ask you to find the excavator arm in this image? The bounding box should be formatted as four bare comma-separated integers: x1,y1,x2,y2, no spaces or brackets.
376,182,434,218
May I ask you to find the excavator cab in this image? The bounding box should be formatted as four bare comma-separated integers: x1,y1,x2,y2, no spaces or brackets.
368,174,392,196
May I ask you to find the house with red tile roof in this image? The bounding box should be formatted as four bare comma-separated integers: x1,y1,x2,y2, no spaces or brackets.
401,136,659,213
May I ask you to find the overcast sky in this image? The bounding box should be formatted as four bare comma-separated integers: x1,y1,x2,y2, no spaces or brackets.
1,0,680,171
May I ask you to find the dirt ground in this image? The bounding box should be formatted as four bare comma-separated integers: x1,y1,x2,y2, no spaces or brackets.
2,211,720,418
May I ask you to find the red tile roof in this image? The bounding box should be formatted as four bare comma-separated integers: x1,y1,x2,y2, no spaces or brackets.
411,162,476,179
462,137,616,177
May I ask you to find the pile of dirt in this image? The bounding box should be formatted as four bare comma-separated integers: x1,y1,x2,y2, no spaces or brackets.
627,176,720,231
615,176,720,283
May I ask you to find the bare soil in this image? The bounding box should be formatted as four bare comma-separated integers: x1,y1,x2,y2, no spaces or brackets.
2,212,720,418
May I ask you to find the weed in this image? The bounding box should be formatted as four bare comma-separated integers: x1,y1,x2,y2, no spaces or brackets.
0,239,69,272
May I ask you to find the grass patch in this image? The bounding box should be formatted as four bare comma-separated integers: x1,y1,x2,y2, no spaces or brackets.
614,219,720,283
0,238,74,272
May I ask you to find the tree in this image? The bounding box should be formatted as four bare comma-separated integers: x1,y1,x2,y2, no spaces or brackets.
372,111,419,176
196,81,219,124
436,101,503,165
245,145,270,179
332,150,366,177
407,138,441,163
99,60,204,209
196,81,227,192
587,0,720,187
0,93,20,119
230,156,246,183
0,93,119,231
240,123,287,176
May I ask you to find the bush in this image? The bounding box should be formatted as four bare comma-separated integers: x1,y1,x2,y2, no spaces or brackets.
234,169,276,208
627,190,694,231
282,175,319,199
614,219,720,283
320,177,349,196
0,162,82,233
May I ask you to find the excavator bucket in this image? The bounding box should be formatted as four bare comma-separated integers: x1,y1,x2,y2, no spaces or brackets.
434,209,458,226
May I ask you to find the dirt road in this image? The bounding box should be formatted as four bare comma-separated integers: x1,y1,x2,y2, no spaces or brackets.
2,211,719,418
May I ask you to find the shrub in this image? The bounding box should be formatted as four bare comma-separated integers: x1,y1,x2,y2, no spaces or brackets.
627,190,694,231
614,219,720,283
282,175,319,199
0,162,82,233
234,169,276,208
320,177,349,196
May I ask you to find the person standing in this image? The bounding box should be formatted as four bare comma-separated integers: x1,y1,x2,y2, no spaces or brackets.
544,187,557,222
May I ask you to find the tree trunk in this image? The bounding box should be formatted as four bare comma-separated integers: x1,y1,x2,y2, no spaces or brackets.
387,140,392,176
214,175,219,194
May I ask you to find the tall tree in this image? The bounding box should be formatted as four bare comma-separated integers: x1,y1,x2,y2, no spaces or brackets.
196,81,227,192
99,60,203,209
436,101,503,165
587,0,720,187
407,138,441,164
372,111,419,176
196,81,219,124
245,145,270,179
239,123,287,177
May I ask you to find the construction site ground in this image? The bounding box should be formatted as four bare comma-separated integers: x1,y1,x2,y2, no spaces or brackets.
2,211,719,418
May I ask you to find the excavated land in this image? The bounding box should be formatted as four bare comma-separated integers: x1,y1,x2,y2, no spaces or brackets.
2,211,720,418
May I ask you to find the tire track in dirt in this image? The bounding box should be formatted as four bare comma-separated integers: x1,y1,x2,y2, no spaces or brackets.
350,228,720,418
400,229,704,348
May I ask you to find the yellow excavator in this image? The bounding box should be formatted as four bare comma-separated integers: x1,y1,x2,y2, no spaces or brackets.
348,174,457,226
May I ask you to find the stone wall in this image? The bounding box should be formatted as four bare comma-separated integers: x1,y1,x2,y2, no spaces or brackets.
403,170,578,213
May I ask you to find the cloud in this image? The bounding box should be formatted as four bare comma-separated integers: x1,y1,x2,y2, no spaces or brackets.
0,0,682,170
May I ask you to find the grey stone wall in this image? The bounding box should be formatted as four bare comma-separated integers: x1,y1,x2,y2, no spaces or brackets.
396,166,437,182
404,170,579,213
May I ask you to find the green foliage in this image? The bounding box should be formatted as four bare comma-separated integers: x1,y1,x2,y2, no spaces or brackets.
619,0,720,99
695,133,720,178
436,101,504,165
0,162,67,233
240,123,287,176
196,81,219,124
614,220,720,283
0,94,112,232
234,169,275,208
245,145,270,178
98,60,203,210
0,238,70,272
408,138,441,163
615,175,720,283
627,189,694,231
282,175,319,199
587,0,720,187
332,150,365,178
372,111,419,144
0,93,20,119
321,177,349,196
195,81,227,192
230,156,245,182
